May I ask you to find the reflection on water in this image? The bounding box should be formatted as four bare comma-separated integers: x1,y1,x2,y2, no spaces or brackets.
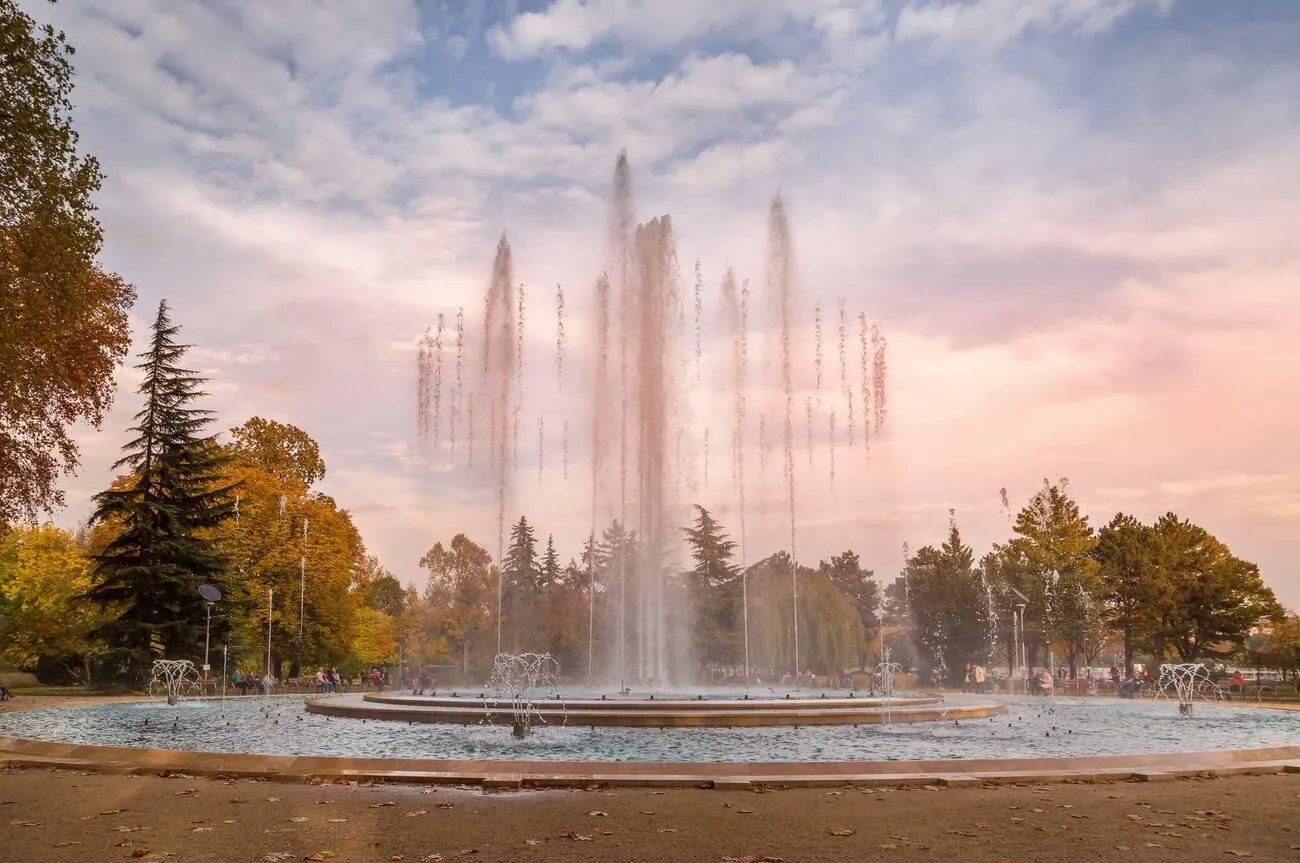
0,695,1295,763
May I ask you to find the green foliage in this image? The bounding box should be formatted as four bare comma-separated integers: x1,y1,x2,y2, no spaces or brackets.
83,301,237,684
0,523,110,679
902,517,993,685
682,505,740,670
0,0,134,522
1147,513,1282,661
228,417,326,487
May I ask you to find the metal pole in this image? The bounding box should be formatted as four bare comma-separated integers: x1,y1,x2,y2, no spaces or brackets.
266,587,273,680
222,644,227,701
203,602,212,673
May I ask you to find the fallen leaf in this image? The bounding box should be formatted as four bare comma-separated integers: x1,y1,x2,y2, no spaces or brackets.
404,810,428,817
315,800,335,806
327,818,347,823
223,820,238,824
54,841,82,847
588,810,609,817
738,809,755,814
524,840,539,846
1116,845,1132,852
436,803,454,809
289,817,310,823
174,788,199,796
640,810,656,815
391,857,404,861
1010,817,1024,824
10,820,41,827
192,826,213,832
303,853,336,861
113,826,144,833
1030,808,1045,813
263,855,293,862
131,849,152,858
829,827,855,836
560,832,593,841
658,828,679,833
370,801,397,808
266,798,281,803
1224,853,1252,858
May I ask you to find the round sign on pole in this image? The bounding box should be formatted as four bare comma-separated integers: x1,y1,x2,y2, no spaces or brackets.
198,584,222,602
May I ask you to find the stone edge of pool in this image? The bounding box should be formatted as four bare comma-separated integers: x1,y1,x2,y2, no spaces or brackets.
308,692,997,726
2,698,1299,789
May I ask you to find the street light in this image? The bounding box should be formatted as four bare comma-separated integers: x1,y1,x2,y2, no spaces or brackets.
198,584,222,684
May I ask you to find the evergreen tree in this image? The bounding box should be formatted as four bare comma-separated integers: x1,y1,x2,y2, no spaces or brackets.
502,515,539,650
682,505,739,669
540,534,561,588
902,515,992,686
82,300,237,684
503,516,539,593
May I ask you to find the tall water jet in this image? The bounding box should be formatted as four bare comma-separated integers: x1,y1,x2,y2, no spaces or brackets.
703,426,710,486
433,313,445,447
805,396,814,466
416,328,432,442
633,214,679,687
557,284,567,478
829,407,837,485
839,298,852,447
767,195,800,679
482,234,518,655
693,259,703,385
452,307,465,458
722,268,751,679
814,303,823,407
612,153,635,686
537,416,544,483
858,312,871,452
872,323,888,434
589,274,613,679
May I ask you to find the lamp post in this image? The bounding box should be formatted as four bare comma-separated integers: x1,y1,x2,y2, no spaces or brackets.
198,584,222,695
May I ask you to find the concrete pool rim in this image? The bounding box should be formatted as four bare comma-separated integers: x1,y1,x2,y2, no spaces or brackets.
2,695,1298,789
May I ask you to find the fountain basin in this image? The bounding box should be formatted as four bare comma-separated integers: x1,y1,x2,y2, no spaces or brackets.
307,691,998,727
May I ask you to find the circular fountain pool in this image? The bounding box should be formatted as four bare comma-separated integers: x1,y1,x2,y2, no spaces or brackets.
1,695,1297,764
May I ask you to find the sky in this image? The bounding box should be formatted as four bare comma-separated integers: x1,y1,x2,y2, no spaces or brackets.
27,0,1300,608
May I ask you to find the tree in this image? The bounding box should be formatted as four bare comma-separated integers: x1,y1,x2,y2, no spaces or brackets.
1094,513,1158,675
901,517,993,686
540,534,561,588
228,417,326,487
502,515,539,650
819,550,879,669
418,534,495,676
82,300,237,684
0,522,110,681
1,1,135,523
996,479,1101,675
214,452,363,678
1148,513,1282,661
682,505,740,671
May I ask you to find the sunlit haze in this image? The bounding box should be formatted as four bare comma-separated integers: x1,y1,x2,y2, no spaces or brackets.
35,0,1300,608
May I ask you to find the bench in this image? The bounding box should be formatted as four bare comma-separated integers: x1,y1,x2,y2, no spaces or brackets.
1257,685,1277,701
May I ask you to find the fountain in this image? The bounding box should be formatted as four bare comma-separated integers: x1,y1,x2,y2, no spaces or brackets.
484,652,562,739
414,151,891,687
148,659,201,706
1156,663,1224,716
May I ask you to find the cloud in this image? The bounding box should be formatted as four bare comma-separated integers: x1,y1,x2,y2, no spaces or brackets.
25,0,1300,610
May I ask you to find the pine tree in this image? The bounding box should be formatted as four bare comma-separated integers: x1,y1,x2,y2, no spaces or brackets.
503,516,539,594
82,300,237,684
682,505,739,670
540,534,561,588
